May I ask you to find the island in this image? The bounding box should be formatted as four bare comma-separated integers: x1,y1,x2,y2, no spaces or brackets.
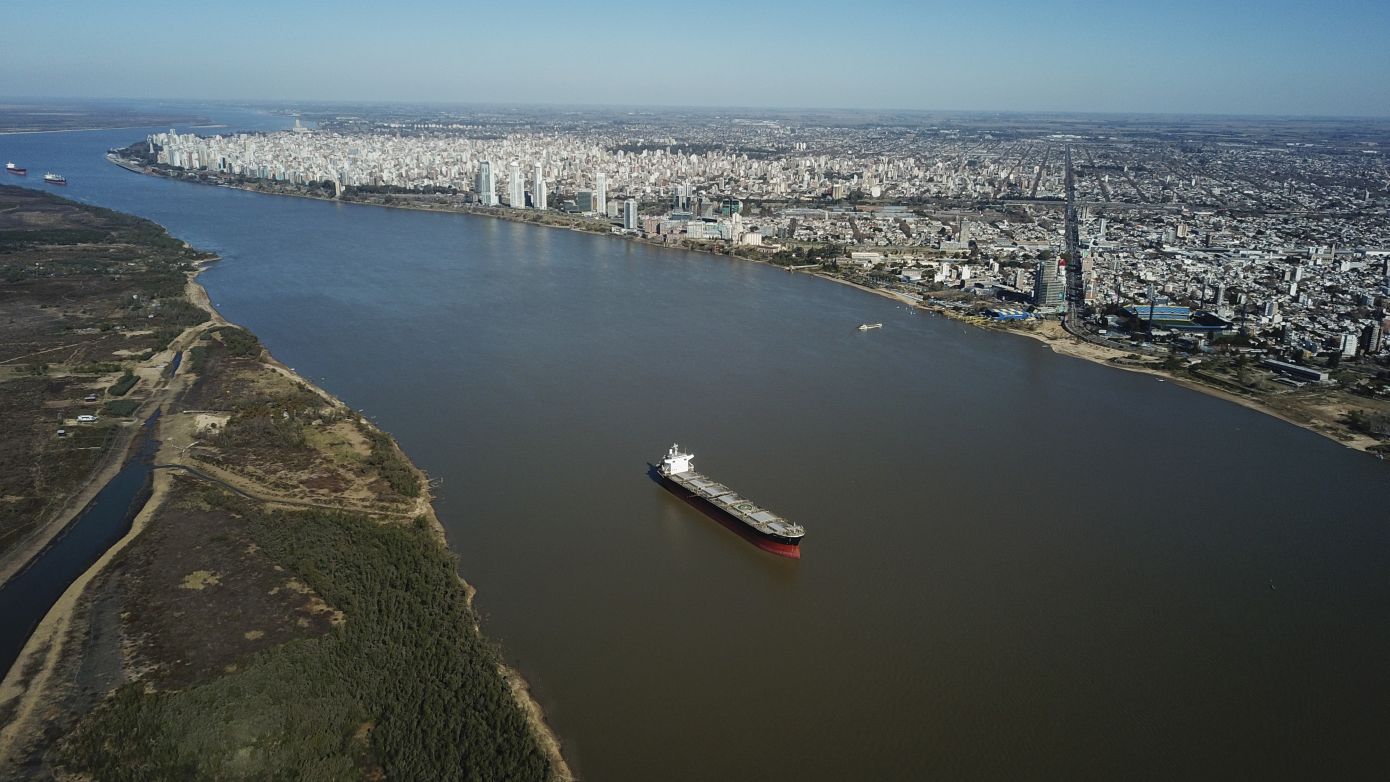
0,183,571,780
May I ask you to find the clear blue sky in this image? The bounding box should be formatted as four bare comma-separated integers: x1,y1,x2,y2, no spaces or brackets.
3,0,1387,116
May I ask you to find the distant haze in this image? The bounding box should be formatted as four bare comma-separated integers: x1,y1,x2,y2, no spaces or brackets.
3,0,1388,117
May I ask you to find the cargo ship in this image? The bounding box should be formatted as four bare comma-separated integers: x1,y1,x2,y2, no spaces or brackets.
654,444,804,558
42,173,66,185
5,162,25,176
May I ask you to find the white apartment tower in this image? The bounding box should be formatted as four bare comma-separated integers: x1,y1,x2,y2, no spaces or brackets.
595,173,607,215
508,161,524,208
623,198,639,231
533,162,547,209
476,160,498,206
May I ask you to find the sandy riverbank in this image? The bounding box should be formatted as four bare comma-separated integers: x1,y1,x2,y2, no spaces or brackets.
948,311,1383,454
794,269,1383,456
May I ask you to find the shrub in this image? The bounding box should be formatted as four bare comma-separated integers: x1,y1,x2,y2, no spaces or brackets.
109,371,138,397
103,399,140,417
187,345,208,374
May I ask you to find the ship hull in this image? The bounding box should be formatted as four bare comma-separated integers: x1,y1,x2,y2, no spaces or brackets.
6,169,25,176
656,473,802,559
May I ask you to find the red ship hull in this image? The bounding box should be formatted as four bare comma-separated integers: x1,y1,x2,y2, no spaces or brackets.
657,473,802,559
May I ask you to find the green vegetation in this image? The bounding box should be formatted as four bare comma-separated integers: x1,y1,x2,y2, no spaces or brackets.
215,326,261,357
151,298,211,331
109,370,138,397
215,401,310,450
367,429,421,497
102,399,140,417
72,362,123,375
187,345,208,374
60,505,550,781
1346,409,1390,438
0,228,108,250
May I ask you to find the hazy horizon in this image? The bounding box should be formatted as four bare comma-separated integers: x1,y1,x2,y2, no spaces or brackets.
3,95,1389,123
3,0,1387,118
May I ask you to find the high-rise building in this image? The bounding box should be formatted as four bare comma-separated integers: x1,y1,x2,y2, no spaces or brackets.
672,183,691,211
575,190,594,212
623,199,639,231
1362,321,1383,354
533,162,546,209
1033,256,1066,311
1339,333,1359,358
595,173,607,215
476,161,498,206
508,161,524,208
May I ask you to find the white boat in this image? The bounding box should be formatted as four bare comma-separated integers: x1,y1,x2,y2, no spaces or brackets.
857,323,882,331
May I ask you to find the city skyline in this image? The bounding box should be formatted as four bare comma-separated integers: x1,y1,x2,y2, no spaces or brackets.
2,0,1388,117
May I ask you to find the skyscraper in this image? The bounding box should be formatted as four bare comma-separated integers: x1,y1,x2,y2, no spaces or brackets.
533,162,546,209
476,161,497,206
595,173,607,215
508,161,524,208
1033,256,1066,311
623,199,639,231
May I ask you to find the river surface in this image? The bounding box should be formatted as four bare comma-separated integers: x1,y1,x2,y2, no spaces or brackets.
4,109,1390,779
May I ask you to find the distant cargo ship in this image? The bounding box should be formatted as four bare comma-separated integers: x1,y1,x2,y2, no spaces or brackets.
5,162,25,176
42,173,66,185
654,444,804,558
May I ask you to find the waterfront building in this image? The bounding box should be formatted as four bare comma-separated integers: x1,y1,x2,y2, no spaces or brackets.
623,199,639,231
576,190,594,213
140,121,1390,359
1033,257,1066,311
508,161,524,208
533,162,547,209
476,160,498,206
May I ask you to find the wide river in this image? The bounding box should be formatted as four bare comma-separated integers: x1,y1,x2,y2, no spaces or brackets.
5,111,1389,779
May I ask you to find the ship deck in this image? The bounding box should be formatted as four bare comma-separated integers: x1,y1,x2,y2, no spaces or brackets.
666,470,804,539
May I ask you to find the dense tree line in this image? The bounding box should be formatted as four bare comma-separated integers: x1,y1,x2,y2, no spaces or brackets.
0,227,109,250
214,326,262,357
108,370,138,396
60,504,552,780
365,429,421,498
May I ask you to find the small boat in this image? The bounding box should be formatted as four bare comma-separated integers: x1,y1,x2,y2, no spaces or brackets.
857,323,882,331
42,172,66,185
5,162,25,176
